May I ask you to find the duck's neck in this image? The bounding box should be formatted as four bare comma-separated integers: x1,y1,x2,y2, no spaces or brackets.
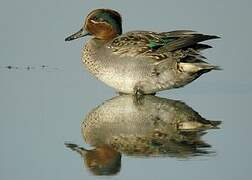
82,38,107,75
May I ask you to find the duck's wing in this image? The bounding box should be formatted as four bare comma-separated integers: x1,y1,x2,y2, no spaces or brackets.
157,30,219,52
107,30,219,61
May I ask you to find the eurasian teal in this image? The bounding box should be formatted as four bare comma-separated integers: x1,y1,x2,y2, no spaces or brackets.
65,9,220,94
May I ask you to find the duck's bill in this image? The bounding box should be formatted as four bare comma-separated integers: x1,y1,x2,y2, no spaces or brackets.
65,28,90,41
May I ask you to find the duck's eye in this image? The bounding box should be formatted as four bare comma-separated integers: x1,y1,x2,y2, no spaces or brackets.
90,16,98,21
98,17,105,22
91,17,105,23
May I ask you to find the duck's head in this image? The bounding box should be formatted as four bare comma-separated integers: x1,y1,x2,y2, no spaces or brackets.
65,9,122,41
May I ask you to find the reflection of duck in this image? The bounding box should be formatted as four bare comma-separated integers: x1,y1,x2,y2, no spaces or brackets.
82,95,220,157
65,9,220,94
65,95,221,175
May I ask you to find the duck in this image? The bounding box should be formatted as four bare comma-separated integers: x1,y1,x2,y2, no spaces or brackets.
65,9,220,94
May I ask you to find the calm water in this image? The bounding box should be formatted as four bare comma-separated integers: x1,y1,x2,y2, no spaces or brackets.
1,0,252,179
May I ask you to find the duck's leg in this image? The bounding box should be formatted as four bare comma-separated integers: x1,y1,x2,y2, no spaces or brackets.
133,82,145,96
134,82,156,105
133,86,144,95
133,81,157,96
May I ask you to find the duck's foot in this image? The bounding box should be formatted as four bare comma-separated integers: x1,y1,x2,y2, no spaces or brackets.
132,86,145,105
117,91,156,96
133,94,145,106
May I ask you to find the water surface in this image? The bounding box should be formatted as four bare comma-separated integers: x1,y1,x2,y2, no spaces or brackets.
1,0,252,179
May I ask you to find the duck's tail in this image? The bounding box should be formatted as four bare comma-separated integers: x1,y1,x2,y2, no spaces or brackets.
178,120,221,131
179,62,221,74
